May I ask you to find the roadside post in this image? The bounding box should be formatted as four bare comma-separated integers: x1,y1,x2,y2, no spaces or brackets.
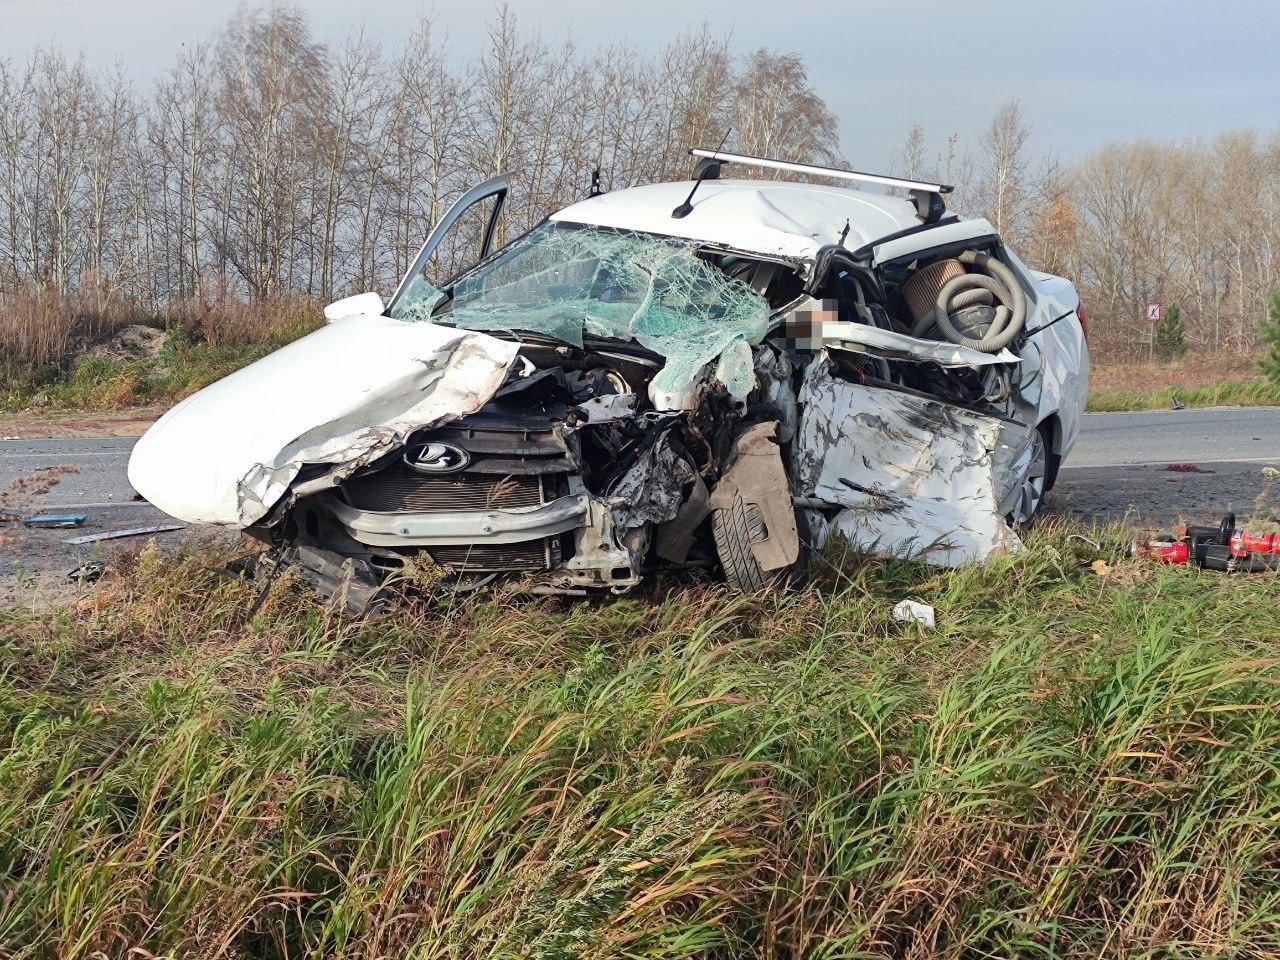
1146,301,1162,360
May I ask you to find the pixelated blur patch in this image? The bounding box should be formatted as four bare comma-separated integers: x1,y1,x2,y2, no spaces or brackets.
782,299,841,350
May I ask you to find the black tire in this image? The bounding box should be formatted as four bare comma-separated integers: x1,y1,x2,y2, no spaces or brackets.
1010,422,1054,527
711,491,771,591
1042,421,1063,491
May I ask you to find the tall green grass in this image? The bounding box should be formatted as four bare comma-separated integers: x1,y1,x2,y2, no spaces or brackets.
2,531,1278,958
1087,378,1280,412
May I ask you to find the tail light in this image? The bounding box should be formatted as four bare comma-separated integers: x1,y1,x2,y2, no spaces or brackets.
1076,301,1088,340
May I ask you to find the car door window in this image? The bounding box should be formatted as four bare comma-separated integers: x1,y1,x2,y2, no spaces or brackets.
388,174,510,320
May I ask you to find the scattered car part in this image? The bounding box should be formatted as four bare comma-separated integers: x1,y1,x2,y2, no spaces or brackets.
708,421,800,589
63,524,184,545
67,561,105,583
23,514,87,529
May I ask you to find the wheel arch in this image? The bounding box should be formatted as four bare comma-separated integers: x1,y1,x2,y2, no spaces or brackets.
1038,413,1064,490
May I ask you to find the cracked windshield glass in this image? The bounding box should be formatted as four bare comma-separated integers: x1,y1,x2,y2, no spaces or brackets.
391,223,771,391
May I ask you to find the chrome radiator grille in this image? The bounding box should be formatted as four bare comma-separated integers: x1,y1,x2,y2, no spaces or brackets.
426,541,551,572
343,468,544,513
336,414,572,574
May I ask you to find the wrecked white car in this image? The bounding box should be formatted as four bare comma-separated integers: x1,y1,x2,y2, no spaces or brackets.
129,150,1088,608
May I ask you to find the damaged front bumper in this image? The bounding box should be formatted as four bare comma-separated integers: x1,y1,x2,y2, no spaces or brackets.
324,494,589,547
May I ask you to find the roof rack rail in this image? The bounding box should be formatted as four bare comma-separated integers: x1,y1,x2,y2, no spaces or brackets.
689,148,953,223
689,148,953,195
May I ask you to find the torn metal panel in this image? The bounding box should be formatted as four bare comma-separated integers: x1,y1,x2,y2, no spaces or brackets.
753,347,797,442
569,392,638,425
818,319,1019,368
608,430,696,529
127,317,520,527
656,474,710,563
707,422,799,572
286,544,385,616
553,496,645,591
795,357,1019,567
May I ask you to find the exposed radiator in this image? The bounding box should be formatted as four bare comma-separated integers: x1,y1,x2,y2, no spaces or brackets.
343,468,544,513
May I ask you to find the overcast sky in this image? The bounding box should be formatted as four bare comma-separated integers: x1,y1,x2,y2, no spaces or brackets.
3,0,1278,170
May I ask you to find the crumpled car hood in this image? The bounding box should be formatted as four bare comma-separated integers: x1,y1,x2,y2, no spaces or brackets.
128,316,520,526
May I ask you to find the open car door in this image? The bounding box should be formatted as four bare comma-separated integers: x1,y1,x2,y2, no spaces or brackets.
387,173,512,316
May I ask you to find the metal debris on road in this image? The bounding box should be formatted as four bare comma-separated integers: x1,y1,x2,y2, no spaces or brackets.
23,514,88,529
64,523,184,545
67,561,105,583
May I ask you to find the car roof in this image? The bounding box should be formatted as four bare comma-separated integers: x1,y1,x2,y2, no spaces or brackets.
550,178,927,262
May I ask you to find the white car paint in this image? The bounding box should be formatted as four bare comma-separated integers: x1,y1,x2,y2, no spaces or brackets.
552,179,919,262
870,217,996,264
129,168,1088,573
128,316,519,526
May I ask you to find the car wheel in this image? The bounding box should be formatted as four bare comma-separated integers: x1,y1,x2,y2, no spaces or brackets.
712,492,814,591
1010,424,1051,526
712,491,770,590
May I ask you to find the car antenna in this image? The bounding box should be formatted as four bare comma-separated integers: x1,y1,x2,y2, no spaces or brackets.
672,128,730,219
589,166,603,197
837,218,851,246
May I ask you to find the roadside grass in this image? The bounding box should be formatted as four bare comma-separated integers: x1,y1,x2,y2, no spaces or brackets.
1088,354,1279,412
0,318,321,414
1087,378,1280,412
2,527,1279,958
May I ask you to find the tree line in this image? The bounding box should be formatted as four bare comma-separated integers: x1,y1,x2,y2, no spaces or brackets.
900,104,1280,358
0,7,834,315
1,4,1276,362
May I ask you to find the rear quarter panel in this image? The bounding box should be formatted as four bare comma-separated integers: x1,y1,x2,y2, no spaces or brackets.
1017,262,1089,460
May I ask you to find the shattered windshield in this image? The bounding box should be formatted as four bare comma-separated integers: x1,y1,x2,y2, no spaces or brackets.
390,223,771,396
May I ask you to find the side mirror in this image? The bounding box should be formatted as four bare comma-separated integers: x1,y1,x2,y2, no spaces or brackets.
324,292,385,323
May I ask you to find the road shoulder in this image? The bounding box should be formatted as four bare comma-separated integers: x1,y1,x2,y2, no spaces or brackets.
0,407,162,439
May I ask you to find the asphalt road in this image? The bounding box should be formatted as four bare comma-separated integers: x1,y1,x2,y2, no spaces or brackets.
3,407,1279,598
1050,407,1280,529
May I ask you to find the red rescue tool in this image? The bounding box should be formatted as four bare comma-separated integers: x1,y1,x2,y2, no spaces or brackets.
1133,513,1280,572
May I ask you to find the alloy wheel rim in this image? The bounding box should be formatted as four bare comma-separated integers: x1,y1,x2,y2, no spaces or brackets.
1013,432,1048,525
